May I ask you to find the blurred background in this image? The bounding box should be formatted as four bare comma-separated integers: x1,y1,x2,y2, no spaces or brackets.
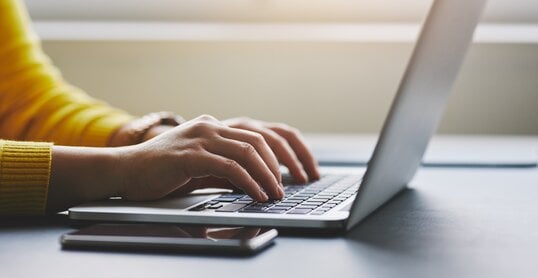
26,0,538,134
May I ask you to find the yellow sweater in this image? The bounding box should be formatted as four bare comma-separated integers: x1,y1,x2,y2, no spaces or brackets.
0,0,134,215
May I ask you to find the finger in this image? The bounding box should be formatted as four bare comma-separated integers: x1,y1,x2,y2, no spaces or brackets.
193,114,223,125
205,136,283,199
207,227,241,239
218,128,282,184
234,126,308,184
268,124,321,180
186,151,269,202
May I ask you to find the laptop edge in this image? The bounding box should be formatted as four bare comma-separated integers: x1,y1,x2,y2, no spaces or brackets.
345,0,487,231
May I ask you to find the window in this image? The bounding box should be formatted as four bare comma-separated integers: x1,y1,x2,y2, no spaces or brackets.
26,0,538,23
27,0,538,43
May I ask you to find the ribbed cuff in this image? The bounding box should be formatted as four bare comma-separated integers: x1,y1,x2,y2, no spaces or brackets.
0,140,52,215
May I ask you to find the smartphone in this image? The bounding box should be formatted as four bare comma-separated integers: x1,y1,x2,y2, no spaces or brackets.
61,223,278,255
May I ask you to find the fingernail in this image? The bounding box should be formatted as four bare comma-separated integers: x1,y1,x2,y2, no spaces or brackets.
278,184,285,198
259,191,269,201
301,169,308,182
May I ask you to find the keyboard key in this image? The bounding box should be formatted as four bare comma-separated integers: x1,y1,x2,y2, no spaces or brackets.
302,201,323,206
280,201,301,205
207,203,223,209
297,205,318,209
232,200,253,204
297,192,317,195
249,203,273,208
189,203,208,211
266,209,287,214
213,197,238,202
310,198,331,202
287,208,312,214
302,191,321,194
287,196,309,201
274,203,295,208
240,206,269,212
321,203,336,209
215,203,249,212
311,211,326,215
284,185,305,190
226,194,246,198
317,192,337,196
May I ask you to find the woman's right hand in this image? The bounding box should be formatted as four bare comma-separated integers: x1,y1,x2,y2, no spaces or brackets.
117,115,284,202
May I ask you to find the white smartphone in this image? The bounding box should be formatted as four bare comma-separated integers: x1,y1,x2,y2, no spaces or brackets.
61,223,278,255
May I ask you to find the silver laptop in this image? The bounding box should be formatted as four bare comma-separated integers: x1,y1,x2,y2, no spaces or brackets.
69,0,487,232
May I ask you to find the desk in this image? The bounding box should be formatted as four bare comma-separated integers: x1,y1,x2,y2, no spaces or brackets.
2,138,538,278
307,134,538,167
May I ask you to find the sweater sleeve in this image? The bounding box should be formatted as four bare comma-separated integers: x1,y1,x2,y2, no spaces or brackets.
0,140,52,215
0,0,135,147
0,0,136,215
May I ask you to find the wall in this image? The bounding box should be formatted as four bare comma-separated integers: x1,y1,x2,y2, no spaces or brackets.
41,41,538,134
29,0,538,135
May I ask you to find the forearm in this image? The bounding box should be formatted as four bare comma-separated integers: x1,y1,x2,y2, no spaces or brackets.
47,146,124,212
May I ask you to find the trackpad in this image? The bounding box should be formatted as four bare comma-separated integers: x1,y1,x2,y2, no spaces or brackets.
74,194,219,211
129,195,218,210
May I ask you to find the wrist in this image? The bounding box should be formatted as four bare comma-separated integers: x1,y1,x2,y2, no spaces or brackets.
48,146,125,212
113,144,139,199
142,125,175,142
108,112,184,147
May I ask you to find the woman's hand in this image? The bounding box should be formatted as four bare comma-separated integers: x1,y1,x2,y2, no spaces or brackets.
47,115,320,212
136,117,321,183
117,115,285,202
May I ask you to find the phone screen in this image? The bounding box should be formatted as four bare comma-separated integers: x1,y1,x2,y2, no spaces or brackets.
61,224,277,254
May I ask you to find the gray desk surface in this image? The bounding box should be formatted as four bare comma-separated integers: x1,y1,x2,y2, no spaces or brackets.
307,134,538,167
2,169,538,277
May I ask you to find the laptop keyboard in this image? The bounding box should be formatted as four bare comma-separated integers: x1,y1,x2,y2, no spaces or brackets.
189,174,361,215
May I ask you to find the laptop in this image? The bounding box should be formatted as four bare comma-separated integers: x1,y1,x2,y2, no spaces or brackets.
69,0,487,232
